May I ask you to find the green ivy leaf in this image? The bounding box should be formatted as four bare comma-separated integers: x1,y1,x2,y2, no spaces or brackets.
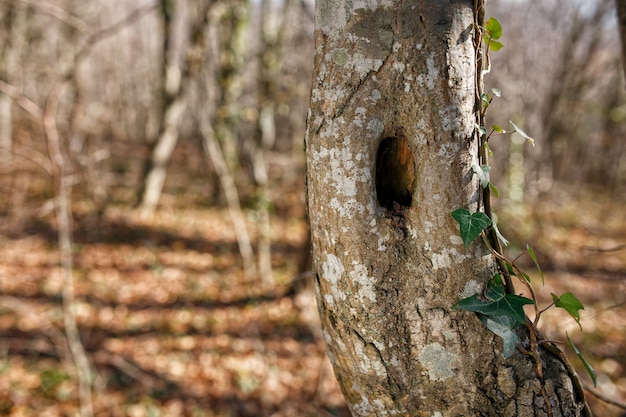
451,208,491,247
491,124,504,133
509,121,535,146
453,276,534,328
478,313,519,358
454,277,533,358
490,87,501,97
485,17,503,40
567,332,596,387
489,40,504,51
481,93,490,107
488,182,499,198
552,292,584,330
472,164,491,189
526,244,544,284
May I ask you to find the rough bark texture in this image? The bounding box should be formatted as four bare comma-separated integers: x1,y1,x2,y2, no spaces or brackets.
304,1,589,415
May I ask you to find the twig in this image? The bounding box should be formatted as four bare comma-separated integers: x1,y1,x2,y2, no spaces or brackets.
0,79,44,120
72,1,158,71
92,351,164,389
582,244,626,253
0,296,72,370
6,145,54,175
7,0,90,34
583,383,626,411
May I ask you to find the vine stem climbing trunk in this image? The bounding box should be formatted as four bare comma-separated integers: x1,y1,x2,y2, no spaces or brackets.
305,0,590,415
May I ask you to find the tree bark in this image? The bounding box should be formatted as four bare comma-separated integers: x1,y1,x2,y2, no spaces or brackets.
305,1,590,415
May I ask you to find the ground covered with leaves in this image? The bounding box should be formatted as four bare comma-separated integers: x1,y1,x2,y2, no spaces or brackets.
0,199,352,416
0,157,625,416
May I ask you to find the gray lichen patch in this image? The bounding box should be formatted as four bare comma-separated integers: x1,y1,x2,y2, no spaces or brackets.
331,48,349,66
418,342,458,381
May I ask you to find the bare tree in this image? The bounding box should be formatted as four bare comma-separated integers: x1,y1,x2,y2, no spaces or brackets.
0,4,158,415
192,0,258,282
138,0,191,217
305,0,590,414
0,1,27,160
618,0,626,76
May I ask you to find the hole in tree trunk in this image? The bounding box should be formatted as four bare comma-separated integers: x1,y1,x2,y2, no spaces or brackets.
375,133,415,211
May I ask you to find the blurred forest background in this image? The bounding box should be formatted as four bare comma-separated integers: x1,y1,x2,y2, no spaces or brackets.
0,0,624,416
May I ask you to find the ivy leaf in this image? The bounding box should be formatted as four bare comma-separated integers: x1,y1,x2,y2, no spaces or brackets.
454,276,532,358
490,87,501,97
451,208,491,247
567,332,596,387
478,313,519,358
491,213,509,246
472,164,491,189
489,40,504,51
552,292,584,330
491,124,505,134
488,182,499,198
509,121,535,146
481,93,491,107
453,276,533,328
485,17,503,40
526,244,543,284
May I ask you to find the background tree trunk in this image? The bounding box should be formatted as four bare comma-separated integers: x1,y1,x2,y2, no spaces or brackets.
305,0,590,415
138,0,190,217
618,0,626,77
0,2,26,161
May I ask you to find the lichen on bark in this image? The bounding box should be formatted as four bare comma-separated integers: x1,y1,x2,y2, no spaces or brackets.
305,0,590,415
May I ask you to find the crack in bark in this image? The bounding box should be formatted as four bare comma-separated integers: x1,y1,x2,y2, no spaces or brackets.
330,49,395,121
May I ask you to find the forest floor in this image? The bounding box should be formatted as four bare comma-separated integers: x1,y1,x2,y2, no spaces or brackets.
0,148,625,416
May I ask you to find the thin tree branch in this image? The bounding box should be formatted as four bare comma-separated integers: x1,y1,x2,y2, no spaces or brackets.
582,244,626,253
72,1,159,71
3,0,90,34
0,79,43,119
584,383,626,411
37,4,160,416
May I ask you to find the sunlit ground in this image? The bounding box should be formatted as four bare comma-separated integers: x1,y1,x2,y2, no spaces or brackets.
0,164,624,416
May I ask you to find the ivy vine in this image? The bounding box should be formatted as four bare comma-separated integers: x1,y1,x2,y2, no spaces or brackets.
451,16,596,389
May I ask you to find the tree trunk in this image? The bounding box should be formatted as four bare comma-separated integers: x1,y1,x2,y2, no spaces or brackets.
618,0,626,77
305,1,590,415
138,0,189,217
0,2,27,161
